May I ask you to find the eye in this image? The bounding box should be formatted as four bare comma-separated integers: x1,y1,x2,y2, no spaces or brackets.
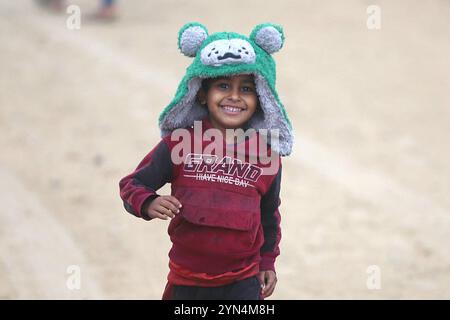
241,86,254,92
217,83,229,89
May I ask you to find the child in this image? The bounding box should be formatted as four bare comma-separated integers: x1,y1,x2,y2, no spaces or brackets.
119,22,294,300
91,0,118,21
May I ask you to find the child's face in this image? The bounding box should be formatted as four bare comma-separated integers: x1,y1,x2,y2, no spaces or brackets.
199,74,258,131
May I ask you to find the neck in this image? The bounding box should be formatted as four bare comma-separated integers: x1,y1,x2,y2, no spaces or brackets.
208,117,247,145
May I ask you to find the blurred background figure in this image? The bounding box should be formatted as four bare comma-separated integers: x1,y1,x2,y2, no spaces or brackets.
35,0,66,12
91,0,118,21
35,0,119,21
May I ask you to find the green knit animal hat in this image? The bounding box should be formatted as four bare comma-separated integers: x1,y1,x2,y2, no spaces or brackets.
159,22,293,156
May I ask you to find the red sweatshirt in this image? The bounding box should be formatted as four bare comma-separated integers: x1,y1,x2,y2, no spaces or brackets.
119,117,282,276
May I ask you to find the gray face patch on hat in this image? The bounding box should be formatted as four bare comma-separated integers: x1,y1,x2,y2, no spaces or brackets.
201,39,256,66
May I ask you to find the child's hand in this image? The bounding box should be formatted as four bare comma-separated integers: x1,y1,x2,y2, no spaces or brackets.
257,270,277,298
144,195,182,220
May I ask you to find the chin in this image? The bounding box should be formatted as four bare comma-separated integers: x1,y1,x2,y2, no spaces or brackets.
222,120,247,129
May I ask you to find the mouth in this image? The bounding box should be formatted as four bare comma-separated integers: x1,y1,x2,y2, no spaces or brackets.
220,104,246,115
218,52,241,60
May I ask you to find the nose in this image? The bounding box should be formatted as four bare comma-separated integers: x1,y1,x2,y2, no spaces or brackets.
229,86,241,101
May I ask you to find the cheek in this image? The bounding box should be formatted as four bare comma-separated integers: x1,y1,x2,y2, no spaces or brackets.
206,91,223,105
246,95,259,113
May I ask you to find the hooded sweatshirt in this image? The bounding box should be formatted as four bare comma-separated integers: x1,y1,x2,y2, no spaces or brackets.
119,117,282,275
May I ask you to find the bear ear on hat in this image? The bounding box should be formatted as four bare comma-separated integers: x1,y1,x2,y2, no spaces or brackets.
250,23,284,54
178,22,209,57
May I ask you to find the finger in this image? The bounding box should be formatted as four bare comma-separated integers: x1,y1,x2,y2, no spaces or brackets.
263,276,277,298
256,273,265,289
157,205,175,218
256,272,264,292
263,283,276,298
154,206,173,219
261,273,273,293
160,199,180,214
149,210,168,220
164,196,182,209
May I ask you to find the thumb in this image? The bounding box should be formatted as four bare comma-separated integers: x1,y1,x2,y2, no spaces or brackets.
257,272,266,289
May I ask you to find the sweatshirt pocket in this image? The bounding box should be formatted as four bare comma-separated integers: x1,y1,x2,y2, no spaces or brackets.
174,186,260,231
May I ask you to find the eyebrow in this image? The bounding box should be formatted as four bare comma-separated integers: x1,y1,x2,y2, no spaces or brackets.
213,76,255,85
242,78,255,85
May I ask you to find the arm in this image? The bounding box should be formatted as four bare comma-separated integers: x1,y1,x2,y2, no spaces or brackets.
119,139,173,220
259,164,282,272
258,164,282,298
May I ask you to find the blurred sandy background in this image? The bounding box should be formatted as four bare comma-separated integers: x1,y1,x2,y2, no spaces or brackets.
0,0,449,299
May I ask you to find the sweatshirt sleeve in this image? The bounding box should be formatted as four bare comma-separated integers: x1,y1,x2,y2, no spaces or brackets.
259,164,282,272
119,139,173,220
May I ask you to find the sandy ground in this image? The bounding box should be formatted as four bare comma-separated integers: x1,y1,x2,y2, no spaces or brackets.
0,0,449,299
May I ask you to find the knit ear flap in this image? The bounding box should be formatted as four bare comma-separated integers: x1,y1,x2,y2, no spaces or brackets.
250,23,284,54
178,22,209,57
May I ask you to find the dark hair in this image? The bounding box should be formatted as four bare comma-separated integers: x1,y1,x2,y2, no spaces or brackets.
201,78,212,92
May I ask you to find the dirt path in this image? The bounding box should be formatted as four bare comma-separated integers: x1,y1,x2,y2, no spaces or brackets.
0,166,103,299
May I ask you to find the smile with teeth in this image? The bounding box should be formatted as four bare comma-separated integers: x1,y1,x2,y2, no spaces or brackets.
220,105,245,114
